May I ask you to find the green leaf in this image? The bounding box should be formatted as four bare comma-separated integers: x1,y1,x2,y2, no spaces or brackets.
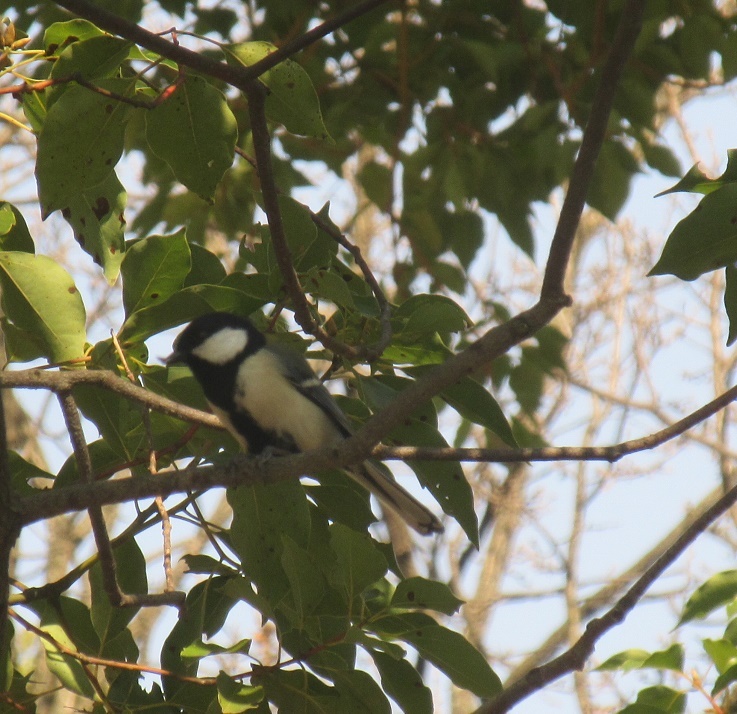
277,194,318,265
118,284,265,343
121,229,191,315
370,650,433,714
617,686,685,714
145,75,237,201
588,140,639,221
306,469,377,532
657,161,728,197
32,598,99,699
391,577,464,615
48,35,132,108
703,638,737,673
43,19,104,54
359,375,477,544
256,668,337,712
281,536,326,627
358,162,393,209
650,184,737,281
73,384,142,460
184,243,227,287
408,366,517,448
181,638,251,660
307,268,355,308
90,538,147,654
8,451,54,496
329,523,388,602
725,265,737,345
598,645,684,672
226,41,330,139
712,662,737,697
328,670,391,714
371,612,501,698
0,251,86,364
679,570,737,625
36,80,133,217
216,672,263,713
161,577,238,677
182,554,237,576
0,203,34,253
394,294,471,335
228,481,311,601
61,171,127,284
22,89,46,133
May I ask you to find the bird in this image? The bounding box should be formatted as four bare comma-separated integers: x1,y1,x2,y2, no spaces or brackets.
166,312,443,535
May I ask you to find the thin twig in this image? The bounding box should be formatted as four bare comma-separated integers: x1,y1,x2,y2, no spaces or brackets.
0,386,21,682
9,609,214,685
111,332,176,593
57,390,123,605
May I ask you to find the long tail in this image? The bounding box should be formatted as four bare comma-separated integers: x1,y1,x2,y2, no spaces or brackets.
346,461,443,535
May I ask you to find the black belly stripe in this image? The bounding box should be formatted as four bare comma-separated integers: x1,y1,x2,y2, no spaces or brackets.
185,355,299,455
229,409,297,454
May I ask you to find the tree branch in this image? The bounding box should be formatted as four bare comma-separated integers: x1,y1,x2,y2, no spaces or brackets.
540,0,645,299
477,480,737,713
0,388,21,682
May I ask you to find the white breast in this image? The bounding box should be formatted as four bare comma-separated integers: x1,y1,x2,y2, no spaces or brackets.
235,350,340,452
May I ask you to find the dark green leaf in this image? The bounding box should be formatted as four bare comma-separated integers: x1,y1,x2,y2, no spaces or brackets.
8,451,54,496
161,577,238,678
358,162,393,209
588,140,639,221
146,75,238,201
370,650,433,714
226,42,330,139
228,481,311,601
408,366,517,448
329,523,388,601
0,203,34,253
328,670,391,714
121,229,191,315
36,80,133,216
61,171,127,284
391,577,464,615
281,536,326,627
73,384,142,460
90,538,147,654
650,184,737,281
395,294,471,335
725,265,737,345
370,612,501,698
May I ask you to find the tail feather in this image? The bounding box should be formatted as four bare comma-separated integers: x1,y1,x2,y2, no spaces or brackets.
347,462,443,535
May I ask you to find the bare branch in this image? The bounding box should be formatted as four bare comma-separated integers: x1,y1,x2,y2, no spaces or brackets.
477,481,737,714
540,0,645,299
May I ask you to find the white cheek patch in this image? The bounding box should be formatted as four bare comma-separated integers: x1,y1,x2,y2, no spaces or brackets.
191,327,248,365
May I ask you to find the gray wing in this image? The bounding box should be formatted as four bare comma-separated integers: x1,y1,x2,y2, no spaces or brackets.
264,344,443,536
264,344,354,437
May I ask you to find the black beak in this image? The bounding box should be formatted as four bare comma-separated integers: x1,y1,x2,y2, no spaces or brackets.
165,348,183,366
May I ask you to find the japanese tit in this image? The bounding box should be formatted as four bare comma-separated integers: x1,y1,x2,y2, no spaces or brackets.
166,312,443,535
